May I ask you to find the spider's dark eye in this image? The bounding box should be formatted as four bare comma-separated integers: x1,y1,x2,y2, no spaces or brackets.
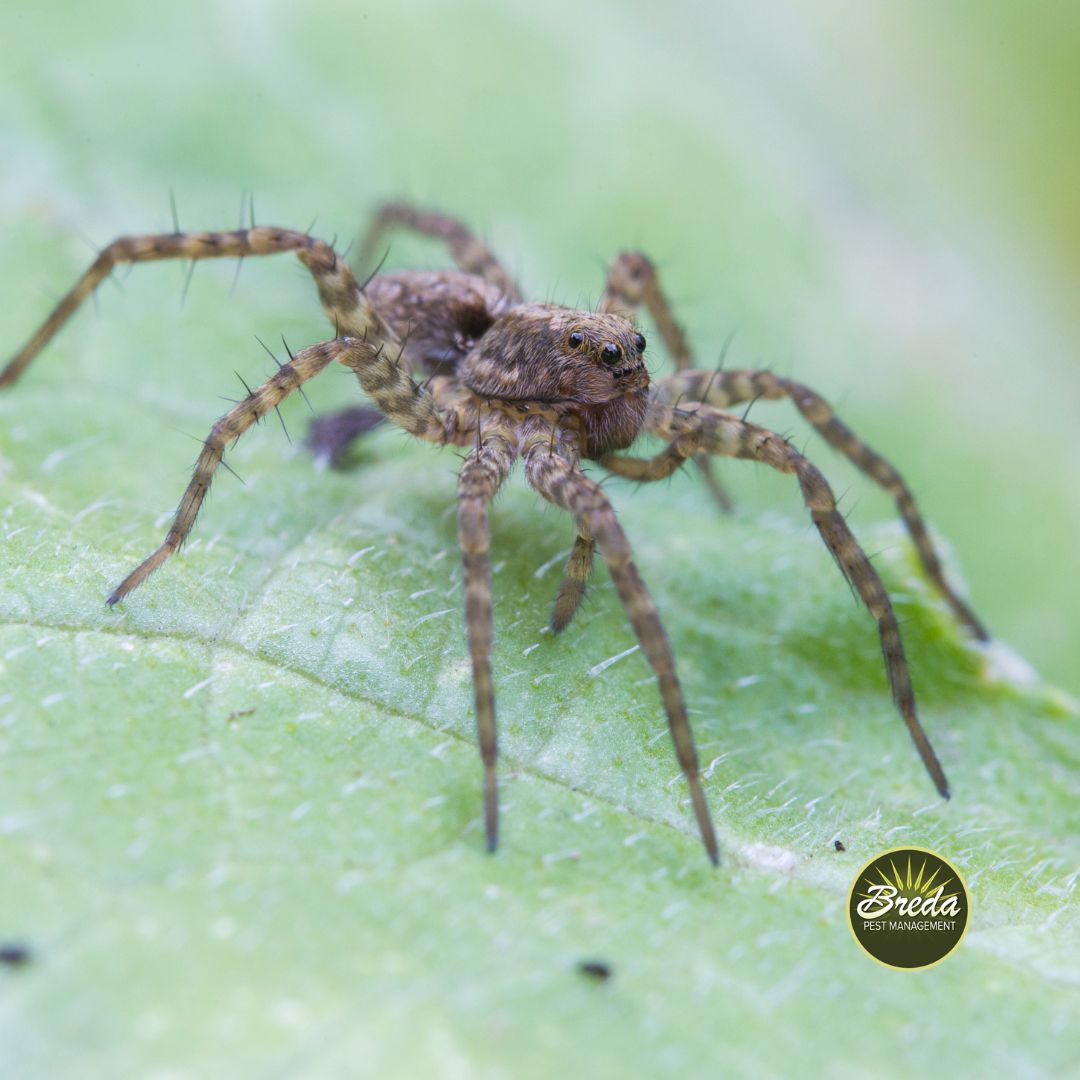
634,333,647,353
568,331,585,348
601,343,622,365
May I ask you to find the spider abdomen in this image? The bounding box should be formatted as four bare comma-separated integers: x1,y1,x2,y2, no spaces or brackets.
365,270,511,375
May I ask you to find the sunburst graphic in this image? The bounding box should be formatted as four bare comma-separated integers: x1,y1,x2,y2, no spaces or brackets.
856,853,960,908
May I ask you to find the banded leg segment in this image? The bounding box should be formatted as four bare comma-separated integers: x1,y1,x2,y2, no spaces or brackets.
107,338,347,605
652,370,988,639
358,202,522,302
1,227,392,387
612,402,950,799
457,434,517,852
601,251,732,512
550,517,595,633
525,438,720,865
336,337,453,443
601,251,693,370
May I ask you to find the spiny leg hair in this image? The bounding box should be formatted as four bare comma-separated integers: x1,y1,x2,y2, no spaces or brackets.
654,369,988,640
105,338,340,603
603,400,950,799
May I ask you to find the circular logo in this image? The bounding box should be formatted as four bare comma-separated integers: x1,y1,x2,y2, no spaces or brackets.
847,847,969,969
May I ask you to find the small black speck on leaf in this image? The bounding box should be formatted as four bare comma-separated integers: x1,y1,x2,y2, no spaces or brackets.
577,959,612,982
834,839,846,852
0,943,32,968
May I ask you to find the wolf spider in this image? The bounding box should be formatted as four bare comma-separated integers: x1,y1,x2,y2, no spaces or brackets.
2,202,990,865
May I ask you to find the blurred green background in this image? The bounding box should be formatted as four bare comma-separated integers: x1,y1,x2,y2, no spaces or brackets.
2,0,1077,693
1,2,1078,1077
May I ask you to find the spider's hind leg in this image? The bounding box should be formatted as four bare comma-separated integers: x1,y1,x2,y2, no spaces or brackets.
357,202,522,303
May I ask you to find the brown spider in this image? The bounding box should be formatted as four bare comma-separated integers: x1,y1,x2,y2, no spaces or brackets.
1,202,990,865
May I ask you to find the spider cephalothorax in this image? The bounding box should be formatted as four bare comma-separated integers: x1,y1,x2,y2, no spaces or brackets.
1,201,990,866
461,305,651,456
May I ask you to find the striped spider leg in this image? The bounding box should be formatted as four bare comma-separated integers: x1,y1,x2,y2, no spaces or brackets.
602,398,951,798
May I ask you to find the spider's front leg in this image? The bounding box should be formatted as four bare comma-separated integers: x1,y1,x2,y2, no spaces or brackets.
652,370,989,640
600,251,733,514
457,429,517,851
550,517,595,634
1,226,393,388
108,338,347,603
524,428,720,865
602,402,950,799
107,335,453,605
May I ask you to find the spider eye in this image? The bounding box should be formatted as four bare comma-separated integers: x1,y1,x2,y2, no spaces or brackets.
602,343,622,365
634,333,646,353
568,331,585,348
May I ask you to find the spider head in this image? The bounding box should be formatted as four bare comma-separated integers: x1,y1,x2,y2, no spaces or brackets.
462,304,650,454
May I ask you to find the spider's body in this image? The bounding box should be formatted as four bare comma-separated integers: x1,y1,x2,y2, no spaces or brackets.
1,203,990,866
359,270,651,457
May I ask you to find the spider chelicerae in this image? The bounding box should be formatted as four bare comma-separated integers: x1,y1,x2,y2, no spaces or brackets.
2,202,990,865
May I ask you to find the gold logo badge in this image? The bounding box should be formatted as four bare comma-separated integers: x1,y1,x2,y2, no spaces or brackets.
848,847,969,969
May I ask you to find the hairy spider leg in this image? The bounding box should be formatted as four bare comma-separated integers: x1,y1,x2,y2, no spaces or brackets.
335,337,456,442
108,334,456,606
457,427,517,851
601,251,694,369
524,425,720,865
356,202,523,303
600,250,733,515
108,338,342,603
550,517,596,634
653,369,989,640
541,246,736,630
604,400,950,799
0,227,393,388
